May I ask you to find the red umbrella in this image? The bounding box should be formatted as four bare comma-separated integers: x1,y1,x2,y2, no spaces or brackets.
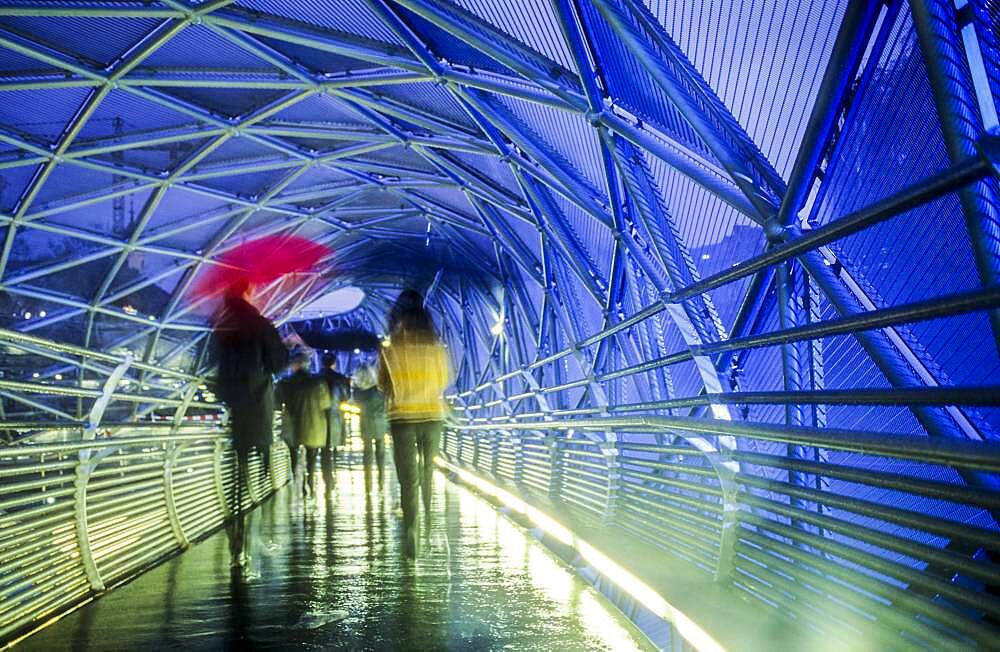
190,235,330,304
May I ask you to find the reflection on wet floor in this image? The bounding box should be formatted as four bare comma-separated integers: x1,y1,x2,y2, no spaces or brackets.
24,461,652,650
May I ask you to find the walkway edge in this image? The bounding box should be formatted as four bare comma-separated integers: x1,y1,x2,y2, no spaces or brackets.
436,457,725,652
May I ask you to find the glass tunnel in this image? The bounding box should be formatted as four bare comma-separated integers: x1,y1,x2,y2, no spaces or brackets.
0,0,999,649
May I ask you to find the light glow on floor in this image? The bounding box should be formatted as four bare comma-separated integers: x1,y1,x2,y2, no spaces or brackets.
437,457,726,652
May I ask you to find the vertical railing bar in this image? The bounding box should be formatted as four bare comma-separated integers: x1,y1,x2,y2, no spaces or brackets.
212,439,229,519
163,441,190,548
73,458,104,592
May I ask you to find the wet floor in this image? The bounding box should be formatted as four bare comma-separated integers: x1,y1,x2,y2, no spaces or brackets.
22,461,652,651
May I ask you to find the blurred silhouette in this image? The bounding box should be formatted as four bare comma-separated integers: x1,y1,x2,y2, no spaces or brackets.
277,350,332,499
320,352,350,488
353,363,387,486
211,279,287,568
378,289,451,558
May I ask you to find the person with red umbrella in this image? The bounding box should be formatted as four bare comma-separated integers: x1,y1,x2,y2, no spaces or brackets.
202,235,329,570
212,278,288,570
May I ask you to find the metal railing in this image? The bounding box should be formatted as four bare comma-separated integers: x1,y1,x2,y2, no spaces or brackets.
0,326,221,445
444,418,1000,648
0,428,290,644
446,143,1000,648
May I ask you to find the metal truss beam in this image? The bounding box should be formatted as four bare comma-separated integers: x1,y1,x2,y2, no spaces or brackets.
909,0,1000,355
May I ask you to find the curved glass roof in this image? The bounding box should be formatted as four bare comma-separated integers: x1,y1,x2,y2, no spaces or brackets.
1,0,1000,647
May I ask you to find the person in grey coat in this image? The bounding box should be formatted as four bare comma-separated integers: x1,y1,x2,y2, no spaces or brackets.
320,353,349,487
353,363,387,485
277,351,331,498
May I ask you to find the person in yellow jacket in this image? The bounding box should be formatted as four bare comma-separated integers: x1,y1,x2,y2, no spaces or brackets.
277,350,331,498
378,289,451,558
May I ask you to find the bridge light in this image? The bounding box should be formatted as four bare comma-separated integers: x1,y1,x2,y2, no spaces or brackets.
440,459,723,652
490,321,504,336
23,312,31,320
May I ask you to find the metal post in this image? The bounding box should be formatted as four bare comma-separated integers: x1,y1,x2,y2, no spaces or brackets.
715,485,740,584
245,452,261,505
909,0,1000,355
83,354,132,446
774,260,808,485
600,434,620,523
163,442,189,548
455,420,465,468
270,441,282,492
73,458,104,592
212,438,229,518
490,430,500,480
512,432,524,486
547,432,563,500
472,427,482,473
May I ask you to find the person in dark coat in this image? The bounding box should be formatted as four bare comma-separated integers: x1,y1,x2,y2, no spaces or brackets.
320,353,350,487
277,351,331,498
212,280,288,568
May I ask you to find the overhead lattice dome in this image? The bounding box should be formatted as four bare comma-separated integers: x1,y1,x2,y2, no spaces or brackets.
2,0,1000,649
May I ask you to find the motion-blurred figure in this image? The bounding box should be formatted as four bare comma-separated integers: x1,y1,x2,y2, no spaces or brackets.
320,353,350,487
211,280,288,568
378,290,451,558
353,363,387,486
278,350,332,499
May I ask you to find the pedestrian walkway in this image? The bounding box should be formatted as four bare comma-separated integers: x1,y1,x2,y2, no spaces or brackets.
21,463,652,650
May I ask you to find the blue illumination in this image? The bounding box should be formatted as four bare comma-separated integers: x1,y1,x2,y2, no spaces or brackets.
1,1,1000,649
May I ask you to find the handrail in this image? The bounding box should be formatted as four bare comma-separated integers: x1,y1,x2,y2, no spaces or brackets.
0,326,221,446
0,328,200,382
444,416,1000,647
457,415,1000,471
0,427,289,644
457,285,1000,413
0,379,218,409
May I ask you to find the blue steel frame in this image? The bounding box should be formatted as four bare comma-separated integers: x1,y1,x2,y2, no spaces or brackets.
1,0,1000,649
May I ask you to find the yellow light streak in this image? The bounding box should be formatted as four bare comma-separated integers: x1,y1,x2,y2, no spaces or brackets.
436,457,726,652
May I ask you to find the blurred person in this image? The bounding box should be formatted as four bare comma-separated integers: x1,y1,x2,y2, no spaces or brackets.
378,289,451,558
277,350,332,499
211,279,288,568
320,353,350,488
353,363,387,485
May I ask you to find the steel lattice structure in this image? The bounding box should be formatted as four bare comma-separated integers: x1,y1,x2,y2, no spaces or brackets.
1,0,1000,648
